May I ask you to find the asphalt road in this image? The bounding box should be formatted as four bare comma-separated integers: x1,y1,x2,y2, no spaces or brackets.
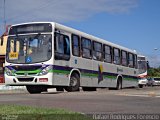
0,86,160,114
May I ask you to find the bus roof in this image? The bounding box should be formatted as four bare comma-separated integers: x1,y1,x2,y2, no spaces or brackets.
9,21,137,54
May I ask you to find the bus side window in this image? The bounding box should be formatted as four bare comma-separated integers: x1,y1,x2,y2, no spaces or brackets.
72,34,80,57
93,41,102,61
81,38,92,59
134,55,138,69
121,50,128,66
104,45,112,63
64,36,70,55
113,48,121,65
54,33,70,61
128,53,134,68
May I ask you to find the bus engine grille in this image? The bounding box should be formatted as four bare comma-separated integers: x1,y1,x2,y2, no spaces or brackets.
17,77,34,82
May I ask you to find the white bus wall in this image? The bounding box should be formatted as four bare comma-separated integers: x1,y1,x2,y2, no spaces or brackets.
69,56,138,88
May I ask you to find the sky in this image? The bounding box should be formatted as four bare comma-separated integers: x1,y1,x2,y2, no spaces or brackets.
0,0,160,67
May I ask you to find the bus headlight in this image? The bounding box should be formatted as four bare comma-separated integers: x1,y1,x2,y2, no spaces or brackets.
39,66,52,76
5,67,15,76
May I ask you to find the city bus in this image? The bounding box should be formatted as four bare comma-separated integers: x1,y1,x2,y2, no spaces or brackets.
137,55,148,88
5,22,138,93
0,34,8,84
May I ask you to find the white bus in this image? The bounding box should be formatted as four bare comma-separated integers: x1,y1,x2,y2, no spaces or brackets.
137,55,148,88
5,22,138,93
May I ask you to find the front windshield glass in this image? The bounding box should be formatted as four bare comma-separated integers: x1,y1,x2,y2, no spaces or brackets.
138,60,147,74
6,34,52,64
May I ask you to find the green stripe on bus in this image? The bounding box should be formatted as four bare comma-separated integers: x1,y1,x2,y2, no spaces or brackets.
124,78,138,81
16,70,41,74
81,73,98,77
50,70,70,74
104,75,117,79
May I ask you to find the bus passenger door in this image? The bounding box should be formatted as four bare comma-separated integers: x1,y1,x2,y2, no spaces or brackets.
53,32,71,86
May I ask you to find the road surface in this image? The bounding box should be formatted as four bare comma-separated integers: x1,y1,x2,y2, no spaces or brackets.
0,86,160,114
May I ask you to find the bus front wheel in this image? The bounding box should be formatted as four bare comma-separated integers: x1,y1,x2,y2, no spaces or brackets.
64,73,80,92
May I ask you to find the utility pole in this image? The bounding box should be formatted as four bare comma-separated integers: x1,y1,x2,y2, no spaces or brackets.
3,0,6,31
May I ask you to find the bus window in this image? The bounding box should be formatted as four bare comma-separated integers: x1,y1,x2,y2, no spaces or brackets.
134,55,138,69
128,53,134,68
16,41,20,53
9,39,20,52
10,40,14,52
64,37,70,55
81,38,92,59
93,42,102,61
113,48,120,65
104,45,112,63
54,33,70,60
72,34,80,57
121,51,128,66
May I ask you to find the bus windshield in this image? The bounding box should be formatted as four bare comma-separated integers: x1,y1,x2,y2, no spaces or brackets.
6,34,52,64
138,60,147,74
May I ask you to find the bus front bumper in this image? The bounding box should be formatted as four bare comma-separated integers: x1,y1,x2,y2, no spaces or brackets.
4,73,53,86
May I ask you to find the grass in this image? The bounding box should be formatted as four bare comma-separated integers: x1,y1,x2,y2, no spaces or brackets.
0,104,92,120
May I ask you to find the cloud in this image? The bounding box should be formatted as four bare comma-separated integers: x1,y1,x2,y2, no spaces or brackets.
0,0,138,34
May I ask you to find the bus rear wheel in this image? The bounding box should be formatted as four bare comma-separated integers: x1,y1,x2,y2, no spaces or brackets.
116,79,122,90
64,73,80,92
26,85,47,94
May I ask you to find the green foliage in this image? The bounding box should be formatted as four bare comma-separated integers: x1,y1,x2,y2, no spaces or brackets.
148,67,160,77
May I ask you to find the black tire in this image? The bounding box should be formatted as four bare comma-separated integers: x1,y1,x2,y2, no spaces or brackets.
82,87,96,91
56,87,64,91
116,79,122,90
64,73,80,92
26,85,47,94
138,84,143,88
